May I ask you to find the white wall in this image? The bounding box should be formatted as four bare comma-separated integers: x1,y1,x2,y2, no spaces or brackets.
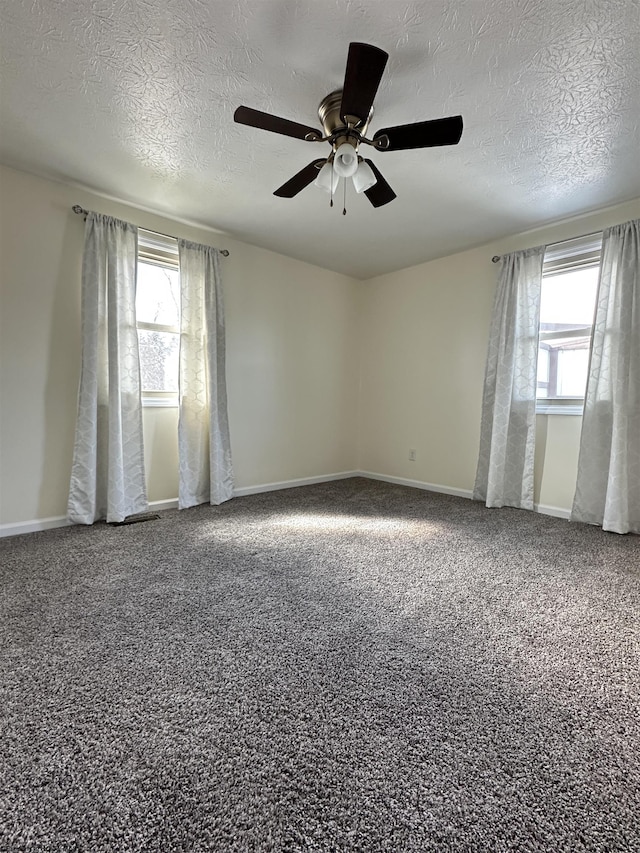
357,198,640,513
1,162,638,533
0,166,359,530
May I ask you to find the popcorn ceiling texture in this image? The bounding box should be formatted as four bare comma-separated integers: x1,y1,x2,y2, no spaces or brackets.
1,0,639,277
1,479,639,851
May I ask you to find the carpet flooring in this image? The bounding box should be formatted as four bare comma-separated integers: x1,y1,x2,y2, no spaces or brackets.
1,478,639,852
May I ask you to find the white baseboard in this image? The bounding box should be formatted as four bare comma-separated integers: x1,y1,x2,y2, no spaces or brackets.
0,515,72,538
357,470,474,500
233,471,359,497
140,474,362,507
0,472,574,538
0,502,180,539
92,472,477,506
0,477,357,537
534,503,571,520
149,498,179,512
358,471,574,520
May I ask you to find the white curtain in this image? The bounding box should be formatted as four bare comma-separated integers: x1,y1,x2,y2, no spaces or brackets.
68,213,148,524
571,219,640,534
473,247,545,509
177,239,234,508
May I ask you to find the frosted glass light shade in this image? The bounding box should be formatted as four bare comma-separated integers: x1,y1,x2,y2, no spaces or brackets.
333,143,359,178
352,160,377,193
314,161,339,194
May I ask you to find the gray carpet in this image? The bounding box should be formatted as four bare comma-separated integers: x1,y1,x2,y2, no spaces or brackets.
1,477,639,852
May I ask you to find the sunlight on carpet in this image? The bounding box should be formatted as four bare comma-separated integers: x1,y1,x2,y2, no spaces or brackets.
272,511,443,537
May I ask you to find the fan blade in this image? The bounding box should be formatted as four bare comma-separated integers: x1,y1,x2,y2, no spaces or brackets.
340,42,389,124
363,159,396,208
374,115,463,151
273,160,327,198
234,106,322,141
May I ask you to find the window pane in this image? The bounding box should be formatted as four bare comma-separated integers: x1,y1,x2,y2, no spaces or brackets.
138,330,179,392
539,267,598,329
537,265,598,400
537,349,549,397
136,262,180,327
557,347,590,397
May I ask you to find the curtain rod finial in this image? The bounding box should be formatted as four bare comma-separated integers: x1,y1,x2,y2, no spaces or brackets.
492,255,501,263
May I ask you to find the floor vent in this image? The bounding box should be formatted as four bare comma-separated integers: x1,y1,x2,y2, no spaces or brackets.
109,512,162,527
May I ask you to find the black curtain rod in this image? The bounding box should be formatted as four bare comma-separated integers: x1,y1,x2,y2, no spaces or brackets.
72,205,230,256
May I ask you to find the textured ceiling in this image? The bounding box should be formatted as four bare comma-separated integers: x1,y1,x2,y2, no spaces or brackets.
1,0,639,278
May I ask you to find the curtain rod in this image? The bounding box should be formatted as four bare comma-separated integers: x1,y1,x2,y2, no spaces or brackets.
72,205,230,256
491,230,603,263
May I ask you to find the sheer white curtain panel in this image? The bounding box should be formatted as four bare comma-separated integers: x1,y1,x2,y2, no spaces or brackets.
571,218,640,534
177,239,234,508
473,247,545,510
67,213,148,524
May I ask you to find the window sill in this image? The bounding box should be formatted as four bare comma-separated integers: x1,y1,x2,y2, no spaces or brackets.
536,403,583,416
142,397,178,408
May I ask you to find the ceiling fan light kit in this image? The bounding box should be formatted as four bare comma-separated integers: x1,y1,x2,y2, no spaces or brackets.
314,160,339,194
234,42,463,209
333,142,359,178
352,160,377,194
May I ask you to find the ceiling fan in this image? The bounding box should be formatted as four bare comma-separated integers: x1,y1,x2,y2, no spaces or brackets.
234,42,463,210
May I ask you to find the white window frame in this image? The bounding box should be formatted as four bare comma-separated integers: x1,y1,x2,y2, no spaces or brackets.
536,232,602,416
137,230,180,408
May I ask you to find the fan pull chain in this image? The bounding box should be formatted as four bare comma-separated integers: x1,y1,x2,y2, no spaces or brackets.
342,177,347,216
329,162,334,208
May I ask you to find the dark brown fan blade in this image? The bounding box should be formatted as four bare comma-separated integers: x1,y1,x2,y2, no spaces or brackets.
374,115,463,151
273,160,327,198
363,159,396,208
234,106,322,141
340,42,389,124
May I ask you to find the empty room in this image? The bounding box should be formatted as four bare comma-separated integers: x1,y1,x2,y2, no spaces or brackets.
0,1,639,851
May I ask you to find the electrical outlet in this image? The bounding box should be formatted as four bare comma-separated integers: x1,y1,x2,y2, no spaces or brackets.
409,449,416,461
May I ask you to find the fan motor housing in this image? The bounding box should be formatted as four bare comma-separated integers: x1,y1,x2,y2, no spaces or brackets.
318,90,373,145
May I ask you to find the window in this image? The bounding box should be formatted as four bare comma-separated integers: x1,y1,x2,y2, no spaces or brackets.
536,233,602,414
136,230,180,406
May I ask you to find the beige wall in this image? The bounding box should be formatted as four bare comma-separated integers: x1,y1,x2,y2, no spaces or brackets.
0,166,359,528
1,163,638,531
357,197,640,512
